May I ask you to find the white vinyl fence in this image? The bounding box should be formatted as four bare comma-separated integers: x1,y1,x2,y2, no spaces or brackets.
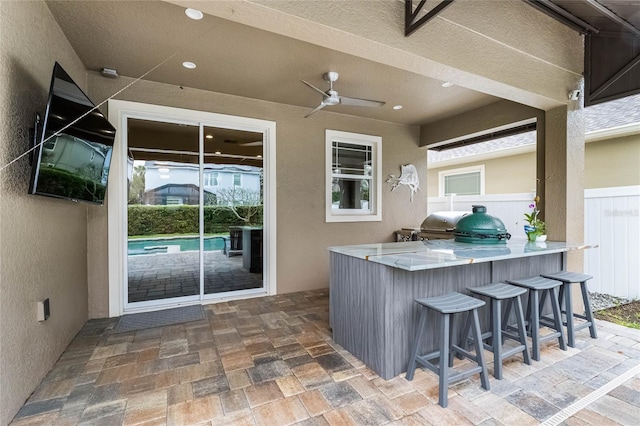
584,186,640,299
427,192,536,239
428,186,640,299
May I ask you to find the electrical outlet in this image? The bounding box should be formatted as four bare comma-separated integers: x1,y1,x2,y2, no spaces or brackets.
37,298,50,321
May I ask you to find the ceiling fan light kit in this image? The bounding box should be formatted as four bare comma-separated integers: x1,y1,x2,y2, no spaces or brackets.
302,71,386,118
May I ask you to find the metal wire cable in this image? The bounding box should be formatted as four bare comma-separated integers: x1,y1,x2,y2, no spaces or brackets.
0,10,231,174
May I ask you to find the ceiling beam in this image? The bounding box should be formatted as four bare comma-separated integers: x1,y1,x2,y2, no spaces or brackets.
428,122,537,151
405,0,455,37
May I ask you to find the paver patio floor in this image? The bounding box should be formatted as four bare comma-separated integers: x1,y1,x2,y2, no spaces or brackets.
128,251,263,303
10,289,640,425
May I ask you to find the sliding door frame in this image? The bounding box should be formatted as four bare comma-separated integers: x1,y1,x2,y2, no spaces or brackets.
107,100,277,316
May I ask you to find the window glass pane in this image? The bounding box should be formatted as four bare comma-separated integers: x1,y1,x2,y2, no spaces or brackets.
332,142,371,176
444,172,480,195
331,177,371,210
204,171,219,187
233,173,241,186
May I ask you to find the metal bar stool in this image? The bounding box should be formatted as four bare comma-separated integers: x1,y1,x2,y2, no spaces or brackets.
541,271,597,347
405,292,490,408
467,283,531,379
505,276,567,361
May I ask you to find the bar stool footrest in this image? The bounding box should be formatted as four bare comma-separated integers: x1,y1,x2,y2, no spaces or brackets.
452,345,478,363
501,345,528,359
446,366,484,385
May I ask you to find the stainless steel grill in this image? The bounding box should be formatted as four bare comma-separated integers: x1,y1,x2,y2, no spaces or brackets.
395,211,470,241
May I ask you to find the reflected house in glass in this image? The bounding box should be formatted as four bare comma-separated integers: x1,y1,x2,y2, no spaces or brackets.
143,183,210,205
141,161,262,206
41,134,108,182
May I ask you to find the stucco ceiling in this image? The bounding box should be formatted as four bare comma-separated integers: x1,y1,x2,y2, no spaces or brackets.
45,0,500,126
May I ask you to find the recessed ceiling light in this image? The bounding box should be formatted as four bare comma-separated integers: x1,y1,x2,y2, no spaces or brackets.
158,168,170,173
442,82,453,88
214,151,221,155
393,105,403,110
257,155,262,158
185,8,203,20
182,61,196,69
205,134,213,139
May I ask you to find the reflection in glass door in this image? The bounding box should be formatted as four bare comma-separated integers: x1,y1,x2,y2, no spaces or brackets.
125,119,264,307
203,126,264,295
126,119,200,304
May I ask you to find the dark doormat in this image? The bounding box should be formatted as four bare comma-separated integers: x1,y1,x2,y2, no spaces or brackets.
115,305,205,333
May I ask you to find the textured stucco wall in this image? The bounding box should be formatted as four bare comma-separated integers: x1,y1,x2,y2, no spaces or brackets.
87,75,426,318
87,205,109,319
0,2,89,424
545,101,585,273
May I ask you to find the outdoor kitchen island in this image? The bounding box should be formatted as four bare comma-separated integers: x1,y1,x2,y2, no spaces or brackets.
328,239,596,379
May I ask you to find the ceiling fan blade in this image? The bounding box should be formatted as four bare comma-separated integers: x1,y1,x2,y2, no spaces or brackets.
301,80,329,98
339,96,386,107
238,140,263,146
304,103,327,118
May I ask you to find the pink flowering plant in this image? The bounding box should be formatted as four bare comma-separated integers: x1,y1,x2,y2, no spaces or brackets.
524,196,545,240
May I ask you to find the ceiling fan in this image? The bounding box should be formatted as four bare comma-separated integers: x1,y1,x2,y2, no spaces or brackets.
224,139,263,146
301,72,386,118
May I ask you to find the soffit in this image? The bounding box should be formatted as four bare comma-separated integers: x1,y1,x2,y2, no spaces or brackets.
45,0,500,126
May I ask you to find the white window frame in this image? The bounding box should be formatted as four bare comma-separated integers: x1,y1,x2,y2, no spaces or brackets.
438,164,485,197
204,171,219,187
325,129,382,222
233,172,242,187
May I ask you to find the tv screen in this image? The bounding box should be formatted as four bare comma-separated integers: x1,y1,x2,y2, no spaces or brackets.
29,62,115,205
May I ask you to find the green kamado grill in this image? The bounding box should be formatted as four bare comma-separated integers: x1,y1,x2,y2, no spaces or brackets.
453,205,511,244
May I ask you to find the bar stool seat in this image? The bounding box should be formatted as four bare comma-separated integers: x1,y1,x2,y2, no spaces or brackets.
505,276,567,361
540,271,597,347
467,283,531,379
405,292,490,407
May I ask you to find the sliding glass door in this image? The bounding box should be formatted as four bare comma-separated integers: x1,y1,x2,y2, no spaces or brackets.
125,118,264,308
202,125,264,296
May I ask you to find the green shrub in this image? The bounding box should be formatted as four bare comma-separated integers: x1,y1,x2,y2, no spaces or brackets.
35,167,106,202
127,205,263,236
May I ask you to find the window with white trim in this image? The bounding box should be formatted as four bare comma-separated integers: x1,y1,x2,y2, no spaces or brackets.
203,171,219,187
233,173,242,187
438,165,485,196
326,130,381,222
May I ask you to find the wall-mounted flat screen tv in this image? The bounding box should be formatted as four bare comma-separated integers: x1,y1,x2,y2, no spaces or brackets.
29,62,116,205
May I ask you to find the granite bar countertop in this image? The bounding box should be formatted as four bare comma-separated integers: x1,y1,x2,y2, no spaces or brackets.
328,239,597,271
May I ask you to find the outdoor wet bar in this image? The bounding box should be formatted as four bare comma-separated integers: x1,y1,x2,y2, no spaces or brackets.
328,239,596,380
